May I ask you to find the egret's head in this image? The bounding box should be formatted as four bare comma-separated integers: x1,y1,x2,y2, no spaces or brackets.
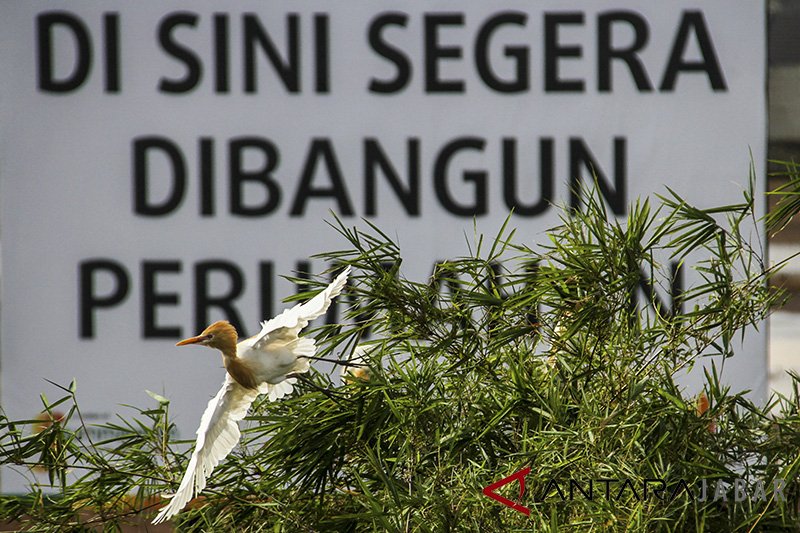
176,320,238,351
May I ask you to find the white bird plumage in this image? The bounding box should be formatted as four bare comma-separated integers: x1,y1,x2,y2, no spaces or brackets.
152,266,350,524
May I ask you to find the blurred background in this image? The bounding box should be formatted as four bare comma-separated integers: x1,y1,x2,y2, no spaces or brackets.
0,1,796,419
767,0,800,398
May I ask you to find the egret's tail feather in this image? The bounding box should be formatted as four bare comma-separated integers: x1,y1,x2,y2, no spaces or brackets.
261,377,297,402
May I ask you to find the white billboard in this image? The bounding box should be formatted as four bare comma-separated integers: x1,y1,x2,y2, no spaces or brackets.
0,1,765,491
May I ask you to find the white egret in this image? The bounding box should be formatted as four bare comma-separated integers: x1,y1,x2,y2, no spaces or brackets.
152,267,350,524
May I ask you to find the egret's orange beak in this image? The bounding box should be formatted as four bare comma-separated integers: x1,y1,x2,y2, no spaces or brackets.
176,335,209,346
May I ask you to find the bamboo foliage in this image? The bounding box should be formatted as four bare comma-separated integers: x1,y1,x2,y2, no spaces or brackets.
2,165,800,532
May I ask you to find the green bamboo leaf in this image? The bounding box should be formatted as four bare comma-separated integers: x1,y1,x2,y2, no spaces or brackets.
145,390,170,405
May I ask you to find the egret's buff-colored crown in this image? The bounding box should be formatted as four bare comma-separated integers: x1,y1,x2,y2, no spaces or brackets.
177,320,239,358
200,321,238,350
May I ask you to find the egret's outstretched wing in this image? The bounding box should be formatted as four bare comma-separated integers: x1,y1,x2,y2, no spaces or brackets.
153,375,258,524
250,266,351,350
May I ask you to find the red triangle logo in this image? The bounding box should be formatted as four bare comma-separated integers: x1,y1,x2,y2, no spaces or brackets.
482,467,531,516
